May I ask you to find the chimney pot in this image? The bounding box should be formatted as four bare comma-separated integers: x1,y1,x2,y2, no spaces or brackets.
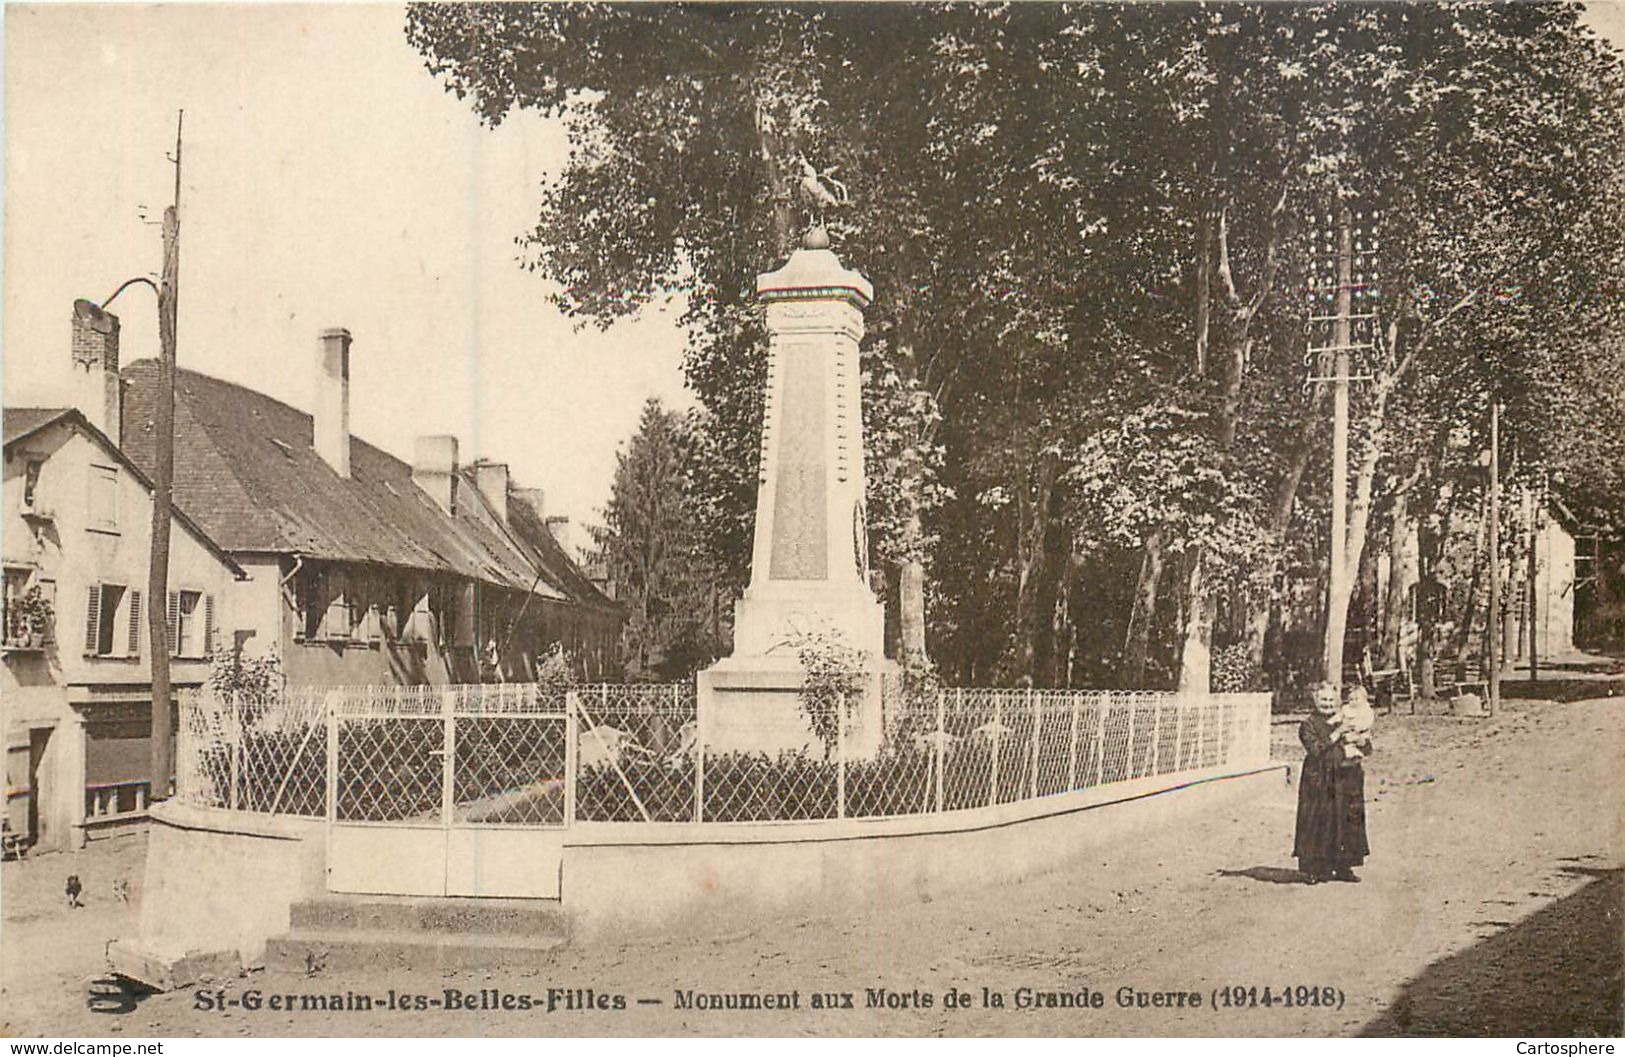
314,328,353,477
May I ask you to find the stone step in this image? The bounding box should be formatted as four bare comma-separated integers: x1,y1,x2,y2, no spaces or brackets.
265,927,566,974
289,894,569,938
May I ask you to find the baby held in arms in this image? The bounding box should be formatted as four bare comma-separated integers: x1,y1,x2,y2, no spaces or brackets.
1339,685,1375,761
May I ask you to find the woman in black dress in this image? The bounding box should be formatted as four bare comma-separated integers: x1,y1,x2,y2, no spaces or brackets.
1293,682,1372,884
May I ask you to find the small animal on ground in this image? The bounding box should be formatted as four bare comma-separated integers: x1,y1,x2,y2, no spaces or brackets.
112,878,130,903
65,874,83,908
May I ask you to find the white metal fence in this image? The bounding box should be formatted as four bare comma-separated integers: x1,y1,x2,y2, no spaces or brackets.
177,686,328,817
569,685,1271,823
177,683,1270,826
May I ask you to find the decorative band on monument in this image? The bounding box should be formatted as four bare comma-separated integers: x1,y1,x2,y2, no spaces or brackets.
758,285,873,308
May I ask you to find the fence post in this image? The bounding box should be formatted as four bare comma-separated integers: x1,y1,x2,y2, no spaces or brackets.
836,691,847,820
1196,693,1207,768
1029,689,1041,799
1150,698,1163,776
564,690,578,828
989,693,1002,807
1125,695,1138,781
1066,693,1080,791
1092,695,1108,785
934,687,945,814
1174,693,1187,771
325,690,339,826
693,685,705,825
440,687,456,826
229,691,243,811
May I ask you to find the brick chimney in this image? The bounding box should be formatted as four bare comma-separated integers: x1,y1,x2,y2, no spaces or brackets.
472,461,510,523
313,328,352,477
70,300,122,445
413,435,459,514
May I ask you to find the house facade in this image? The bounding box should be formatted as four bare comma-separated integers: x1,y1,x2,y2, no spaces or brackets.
3,394,245,852
116,326,622,689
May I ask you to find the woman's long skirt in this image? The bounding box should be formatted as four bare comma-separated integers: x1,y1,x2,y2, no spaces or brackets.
1293,754,1370,875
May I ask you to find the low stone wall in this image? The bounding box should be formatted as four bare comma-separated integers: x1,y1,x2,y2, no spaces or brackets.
560,761,1285,941
126,800,325,969
118,758,1284,974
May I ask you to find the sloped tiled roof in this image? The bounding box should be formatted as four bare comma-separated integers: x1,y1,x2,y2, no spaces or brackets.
3,405,246,578
120,361,615,611
3,407,72,448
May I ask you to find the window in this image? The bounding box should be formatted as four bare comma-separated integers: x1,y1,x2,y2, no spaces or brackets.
22,460,43,509
168,590,213,658
88,465,118,532
296,566,359,642
84,584,140,658
324,588,355,641
404,589,434,643
3,569,31,646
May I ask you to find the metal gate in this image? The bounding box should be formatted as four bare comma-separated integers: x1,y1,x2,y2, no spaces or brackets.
326,686,574,898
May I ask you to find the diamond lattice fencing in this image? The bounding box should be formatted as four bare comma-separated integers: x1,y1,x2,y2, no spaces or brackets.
176,682,1271,828
331,685,570,826
570,683,1272,824
178,684,572,826
177,687,330,817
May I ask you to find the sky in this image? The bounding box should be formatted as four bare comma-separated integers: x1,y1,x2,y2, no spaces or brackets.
3,3,693,540
4,2,1623,539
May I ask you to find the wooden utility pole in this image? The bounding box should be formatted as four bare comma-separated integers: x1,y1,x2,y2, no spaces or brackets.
1322,205,1354,689
148,111,183,799
1487,400,1501,715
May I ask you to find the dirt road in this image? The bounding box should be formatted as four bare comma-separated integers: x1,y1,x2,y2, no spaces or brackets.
4,694,1620,1037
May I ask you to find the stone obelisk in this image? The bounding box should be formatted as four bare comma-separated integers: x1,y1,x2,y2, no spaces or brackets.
697,229,889,757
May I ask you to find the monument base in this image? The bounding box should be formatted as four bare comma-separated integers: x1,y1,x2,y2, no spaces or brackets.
728,583,887,659
697,654,894,761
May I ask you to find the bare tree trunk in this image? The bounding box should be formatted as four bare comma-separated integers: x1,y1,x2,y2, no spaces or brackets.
752,92,797,254
1416,485,1461,700
1245,388,1330,671
1178,554,1214,695
1382,486,1413,670
1014,451,1062,684
1194,209,1214,375
898,509,928,667
1125,527,1167,686
1455,496,1490,670
1060,545,1088,687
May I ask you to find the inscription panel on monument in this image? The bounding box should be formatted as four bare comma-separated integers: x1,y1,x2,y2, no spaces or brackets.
769,342,828,580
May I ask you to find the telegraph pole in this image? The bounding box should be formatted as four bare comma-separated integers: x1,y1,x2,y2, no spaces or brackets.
1321,204,1354,689
1487,400,1501,715
148,111,183,800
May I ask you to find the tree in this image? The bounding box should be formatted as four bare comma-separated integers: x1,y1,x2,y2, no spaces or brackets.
408,3,1625,694
588,399,726,679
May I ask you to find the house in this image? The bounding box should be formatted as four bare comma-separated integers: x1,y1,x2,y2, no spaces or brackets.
114,325,622,688
4,308,248,852
1374,486,1585,682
